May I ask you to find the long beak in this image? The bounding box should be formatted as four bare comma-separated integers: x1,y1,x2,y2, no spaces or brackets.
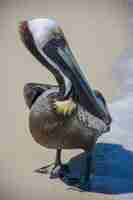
19,20,108,123
43,41,108,122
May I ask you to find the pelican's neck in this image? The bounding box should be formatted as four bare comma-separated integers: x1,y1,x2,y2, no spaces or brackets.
20,23,72,100
52,67,72,100
35,48,72,100
33,42,72,100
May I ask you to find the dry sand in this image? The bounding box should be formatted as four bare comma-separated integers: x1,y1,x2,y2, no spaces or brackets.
2,0,128,199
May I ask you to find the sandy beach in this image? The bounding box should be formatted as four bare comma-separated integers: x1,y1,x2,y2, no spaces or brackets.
2,0,129,199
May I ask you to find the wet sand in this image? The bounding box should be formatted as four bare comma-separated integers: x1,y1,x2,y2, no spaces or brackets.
2,0,128,199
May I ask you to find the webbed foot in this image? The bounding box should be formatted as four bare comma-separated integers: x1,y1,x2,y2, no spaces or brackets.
34,162,54,174
34,163,70,179
50,164,70,179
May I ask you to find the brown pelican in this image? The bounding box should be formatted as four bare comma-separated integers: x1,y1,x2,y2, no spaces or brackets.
19,18,112,186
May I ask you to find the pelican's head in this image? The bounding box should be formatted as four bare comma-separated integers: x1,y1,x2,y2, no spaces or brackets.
19,18,111,126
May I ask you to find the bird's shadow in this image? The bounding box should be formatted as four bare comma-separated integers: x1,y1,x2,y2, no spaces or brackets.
60,143,133,194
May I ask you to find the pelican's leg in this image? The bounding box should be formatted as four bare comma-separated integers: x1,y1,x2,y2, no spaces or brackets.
34,149,62,175
50,148,70,178
78,152,93,188
63,151,95,189
34,148,69,176
77,146,96,190
77,136,97,189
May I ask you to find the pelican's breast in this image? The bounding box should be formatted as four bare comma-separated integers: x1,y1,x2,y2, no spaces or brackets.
29,90,63,148
28,92,84,149
29,89,108,150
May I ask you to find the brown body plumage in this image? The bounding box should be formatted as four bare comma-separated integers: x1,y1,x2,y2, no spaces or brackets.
24,83,108,151
20,18,112,185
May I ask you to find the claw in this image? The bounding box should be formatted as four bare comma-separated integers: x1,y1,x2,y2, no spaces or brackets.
53,98,76,116
50,164,70,179
34,162,54,174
